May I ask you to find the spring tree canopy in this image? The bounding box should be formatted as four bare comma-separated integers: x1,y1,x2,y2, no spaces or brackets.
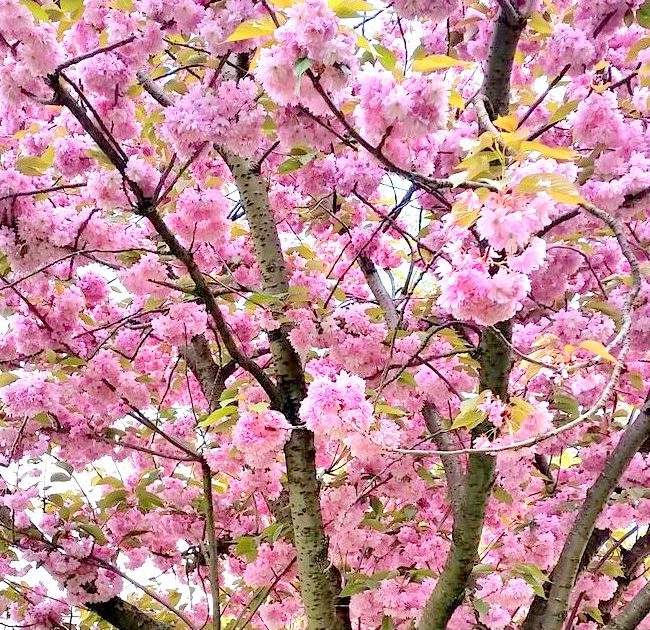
0,0,650,629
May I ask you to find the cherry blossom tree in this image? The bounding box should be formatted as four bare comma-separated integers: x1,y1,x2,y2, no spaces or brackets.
0,0,649,629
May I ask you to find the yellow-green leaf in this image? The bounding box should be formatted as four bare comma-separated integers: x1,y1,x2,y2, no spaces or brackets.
450,203,480,228
600,559,625,578
225,16,277,42
109,0,135,9
548,99,579,125
15,150,54,176
519,140,579,161
449,89,465,109
20,0,49,21
493,113,518,132
61,0,83,12
412,54,470,73
0,373,18,387
376,403,405,417
165,79,188,94
586,607,604,625
628,36,650,60
328,0,375,17
374,44,397,71
579,340,619,364
515,173,583,205
509,396,534,432
450,393,488,431
529,12,553,34
629,372,644,391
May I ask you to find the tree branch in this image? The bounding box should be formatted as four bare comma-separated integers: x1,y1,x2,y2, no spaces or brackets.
138,68,346,630
533,399,650,630
418,322,511,630
600,530,650,623
88,598,175,630
0,507,178,630
417,2,527,623
201,462,222,630
480,6,528,117
602,582,650,630
181,335,234,413
357,254,400,331
221,149,348,630
422,403,464,518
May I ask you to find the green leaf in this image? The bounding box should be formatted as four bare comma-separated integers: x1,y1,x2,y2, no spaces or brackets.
381,616,394,630
56,461,74,475
293,57,312,95
398,372,417,387
638,1,650,28
94,476,124,488
370,496,383,516
553,390,579,419
98,489,128,509
61,356,87,367
397,504,417,521
339,575,382,597
136,489,164,511
474,598,490,616
584,298,621,323
235,536,258,561
405,568,435,582
374,44,396,71
198,406,238,428
416,466,439,486
79,522,107,544
50,472,71,483
277,151,316,174
211,416,238,434
493,485,513,504
277,158,305,174
261,522,287,543
513,563,549,598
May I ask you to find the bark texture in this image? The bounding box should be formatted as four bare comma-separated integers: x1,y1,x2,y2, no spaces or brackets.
223,151,347,630
534,401,650,630
88,600,176,630
418,323,511,630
